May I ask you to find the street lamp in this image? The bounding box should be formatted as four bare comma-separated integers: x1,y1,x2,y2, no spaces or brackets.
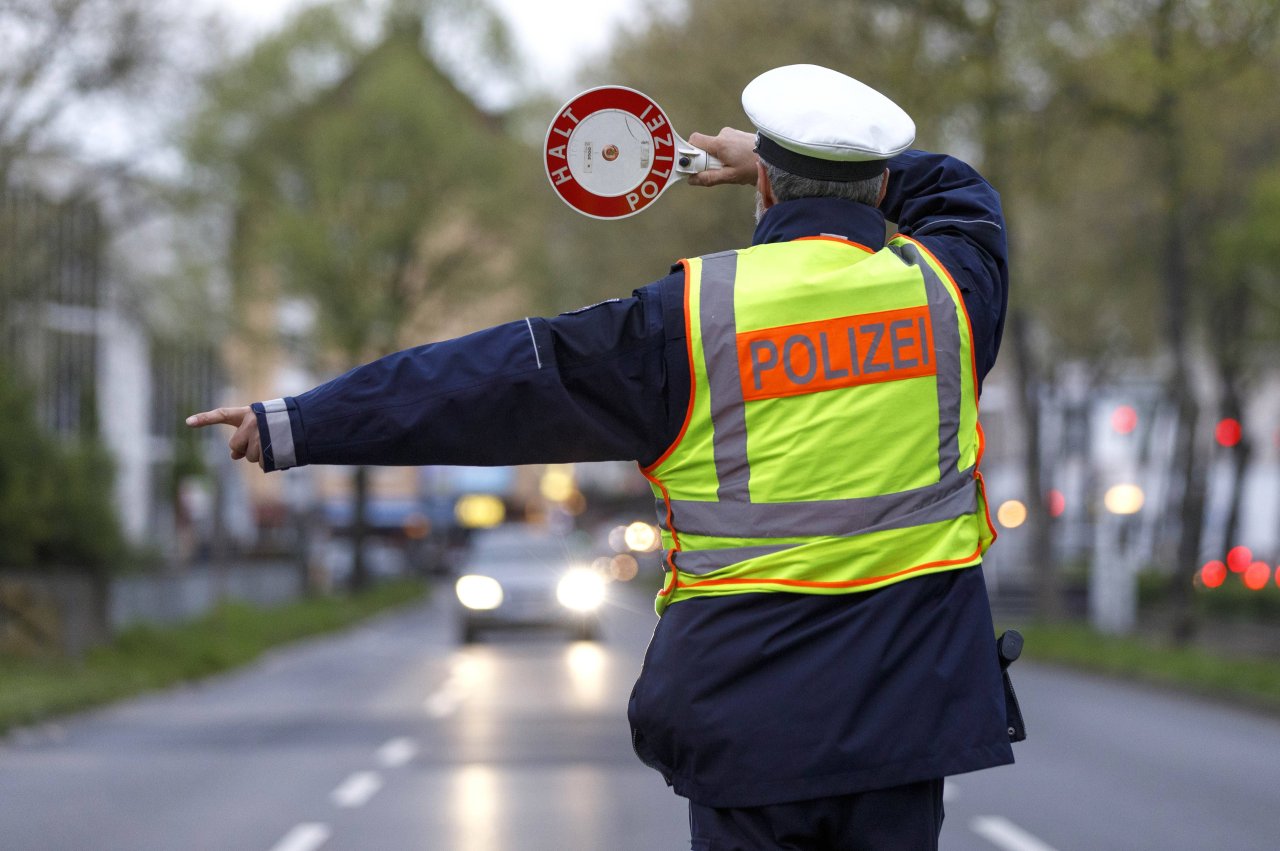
1093,483,1146,636
1103,484,1144,515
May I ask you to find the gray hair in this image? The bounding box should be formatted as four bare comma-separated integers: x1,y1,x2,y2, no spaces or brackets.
762,160,885,207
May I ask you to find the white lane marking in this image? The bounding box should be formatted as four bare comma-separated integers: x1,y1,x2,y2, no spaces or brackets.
971,816,1060,851
424,689,459,718
943,779,958,802
424,659,476,718
377,736,417,768
330,771,383,808
269,823,331,851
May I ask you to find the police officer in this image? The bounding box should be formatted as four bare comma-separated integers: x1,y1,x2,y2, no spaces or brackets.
190,64,1012,850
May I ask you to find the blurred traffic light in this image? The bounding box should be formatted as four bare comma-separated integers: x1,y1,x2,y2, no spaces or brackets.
1200,560,1227,588
1215,418,1243,447
1111,405,1138,435
1226,545,1253,573
1243,561,1270,591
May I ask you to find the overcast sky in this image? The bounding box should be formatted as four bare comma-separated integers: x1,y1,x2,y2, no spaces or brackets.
67,0,649,174
201,0,645,94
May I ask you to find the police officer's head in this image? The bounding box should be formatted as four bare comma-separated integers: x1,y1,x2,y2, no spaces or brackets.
743,65,914,222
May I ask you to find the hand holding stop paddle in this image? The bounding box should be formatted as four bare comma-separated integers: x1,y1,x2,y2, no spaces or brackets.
544,86,754,219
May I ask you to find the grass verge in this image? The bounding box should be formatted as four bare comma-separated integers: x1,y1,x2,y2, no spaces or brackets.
1016,621,1280,714
0,579,427,735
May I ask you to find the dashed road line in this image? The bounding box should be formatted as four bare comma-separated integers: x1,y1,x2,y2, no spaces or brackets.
424,689,459,718
330,770,383,809
424,660,474,718
268,822,330,851
971,815,1059,851
377,736,418,768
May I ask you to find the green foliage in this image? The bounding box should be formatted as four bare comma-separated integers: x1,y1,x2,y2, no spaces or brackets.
0,579,426,733
189,0,549,362
0,362,124,571
555,0,1280,361
1196,581,1280,623
0,0,168,185
1138,567,1280,623
1016,620,1280,713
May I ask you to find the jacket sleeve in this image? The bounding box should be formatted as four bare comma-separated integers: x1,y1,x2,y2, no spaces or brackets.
252,278,683,473
879,150,1009,381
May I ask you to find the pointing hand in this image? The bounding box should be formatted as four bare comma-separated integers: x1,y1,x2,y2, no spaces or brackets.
186,406,263,469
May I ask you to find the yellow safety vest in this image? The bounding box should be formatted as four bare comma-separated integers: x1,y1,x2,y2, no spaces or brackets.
642,234,996,615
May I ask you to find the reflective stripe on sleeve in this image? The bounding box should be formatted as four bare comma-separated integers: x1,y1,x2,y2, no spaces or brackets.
261,398,296,470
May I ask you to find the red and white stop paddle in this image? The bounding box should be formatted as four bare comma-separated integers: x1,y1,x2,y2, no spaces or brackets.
544,85,722,220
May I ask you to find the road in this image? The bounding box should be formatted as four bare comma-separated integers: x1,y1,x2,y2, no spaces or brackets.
2,585,1279,850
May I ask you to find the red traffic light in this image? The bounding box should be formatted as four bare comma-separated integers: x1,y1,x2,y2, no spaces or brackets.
1227,545,1253,573
1111,405,1138,435
1244,561,1270,591
1215,418,1242,447
1200,561,1227,588
1046,489,1066,518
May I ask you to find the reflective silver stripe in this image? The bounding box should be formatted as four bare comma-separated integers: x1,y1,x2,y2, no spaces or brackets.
667,468,976,539
261,397,296,469
674,543,799,576
889,242,962,478
699,251,751,502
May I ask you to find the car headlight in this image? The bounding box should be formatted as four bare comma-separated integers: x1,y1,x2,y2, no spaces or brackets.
455,574,503,610
557,567,606,612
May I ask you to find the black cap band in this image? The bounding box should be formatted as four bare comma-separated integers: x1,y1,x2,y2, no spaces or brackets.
755,134,888,182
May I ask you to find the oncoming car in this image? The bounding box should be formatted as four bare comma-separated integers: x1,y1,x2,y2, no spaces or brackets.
453,525,606,643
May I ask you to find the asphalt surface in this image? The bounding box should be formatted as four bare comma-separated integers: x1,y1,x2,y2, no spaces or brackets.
2,584,1279,850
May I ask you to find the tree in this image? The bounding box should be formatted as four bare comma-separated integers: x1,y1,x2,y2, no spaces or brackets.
1204,165,1280,556
190,0,547,589
1041,0,1280,638
0,0,167,186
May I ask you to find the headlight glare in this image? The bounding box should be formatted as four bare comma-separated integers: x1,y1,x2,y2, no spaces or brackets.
557,568,606,612
455,574,503,610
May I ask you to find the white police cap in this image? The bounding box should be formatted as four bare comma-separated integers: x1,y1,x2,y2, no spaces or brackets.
742,64,915,182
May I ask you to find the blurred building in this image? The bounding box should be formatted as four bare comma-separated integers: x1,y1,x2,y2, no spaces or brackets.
978,360,1280,596
227,16,530,546
0,179,225,555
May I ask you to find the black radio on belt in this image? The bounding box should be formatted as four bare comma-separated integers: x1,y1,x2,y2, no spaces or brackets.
997,630,1027,743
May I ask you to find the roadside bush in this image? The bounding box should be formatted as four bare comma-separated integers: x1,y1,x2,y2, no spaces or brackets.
0,363,124,571
1136,566,1280,624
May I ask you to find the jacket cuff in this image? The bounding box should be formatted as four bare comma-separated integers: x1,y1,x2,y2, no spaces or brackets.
251,398,304,472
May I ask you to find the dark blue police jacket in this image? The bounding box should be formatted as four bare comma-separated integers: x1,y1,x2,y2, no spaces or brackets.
253,150,1014,808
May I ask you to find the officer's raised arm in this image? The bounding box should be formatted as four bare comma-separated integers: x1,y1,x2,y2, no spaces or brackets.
881,149,1006,259
879,150,1010,380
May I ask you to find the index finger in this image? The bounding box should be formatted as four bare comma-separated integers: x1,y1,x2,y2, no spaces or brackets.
186,406,251,429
